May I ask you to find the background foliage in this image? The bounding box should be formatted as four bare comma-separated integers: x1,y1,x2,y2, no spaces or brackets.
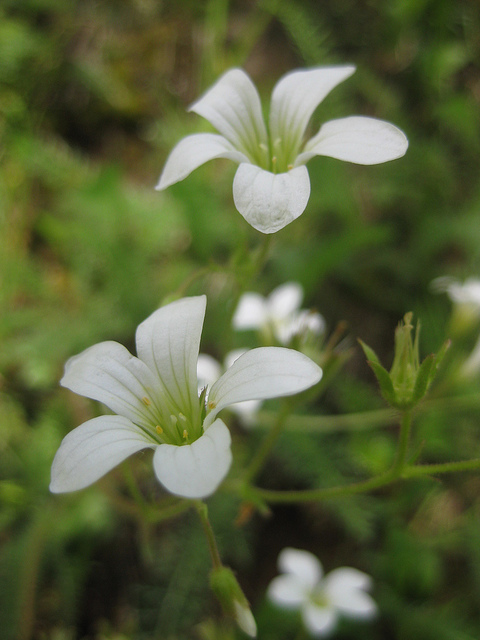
1,0,480,638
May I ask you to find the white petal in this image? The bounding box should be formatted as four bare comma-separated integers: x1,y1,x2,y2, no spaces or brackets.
278,548,323,591
267,575,307,609
233,164,310,234
302,602,338,637
156,133,249,190
189,68,268,160
152,419,232,498
197,353,222,391
205,347,322,427
325,568,377,618
269,66,356,160
297,116,408,166
268,282,303,320
50,415,151,493
60,341,160,429
136,297,206,420
232,293,268,330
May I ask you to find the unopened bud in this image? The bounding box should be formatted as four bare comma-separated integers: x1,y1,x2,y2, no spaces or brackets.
210,566,257,637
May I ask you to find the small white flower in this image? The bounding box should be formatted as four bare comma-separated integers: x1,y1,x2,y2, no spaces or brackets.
156,67,408,234
433,276,480,310
50,297,322,499
268,548,377,637
233,282,325,346
197,350,262,425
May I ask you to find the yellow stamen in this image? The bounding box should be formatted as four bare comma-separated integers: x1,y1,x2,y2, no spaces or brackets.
182,429,188,440
142,396,151,406
207,400,217,410
155,425,163,435
287,164,293,171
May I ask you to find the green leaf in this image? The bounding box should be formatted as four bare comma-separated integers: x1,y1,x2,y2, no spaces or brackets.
368,360,396,406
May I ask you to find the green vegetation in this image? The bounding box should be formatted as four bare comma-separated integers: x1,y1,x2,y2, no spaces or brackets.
2,0,480,638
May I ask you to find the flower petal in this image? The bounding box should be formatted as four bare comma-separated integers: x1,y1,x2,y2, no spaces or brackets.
297,116,408,166
269,66,356,163
278,548,323,591
205,347,322,427
233,164,310,234
325,568,377,618
156,133,249,190
60,341,160,429
189,68,268,161
50,415,151,493
232,293,268,330
136,296,206,420
267,575,308,609
302,602,337,637
152,419,232,498
268,282,303,320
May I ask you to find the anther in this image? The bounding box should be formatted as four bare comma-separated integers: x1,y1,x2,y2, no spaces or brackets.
142,397,151,406
287,164,293,170
207,400,217,410
155,425,163,435
182,429,189,440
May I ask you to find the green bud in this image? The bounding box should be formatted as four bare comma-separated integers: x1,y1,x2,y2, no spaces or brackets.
210,566,257,637
361,313,449,410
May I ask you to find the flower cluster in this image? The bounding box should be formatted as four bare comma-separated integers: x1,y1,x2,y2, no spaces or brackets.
157,66,408,233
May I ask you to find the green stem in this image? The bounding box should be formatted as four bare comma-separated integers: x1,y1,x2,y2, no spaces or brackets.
255,407,399,433
244,404,289,483
194,500,223,570
403,457,480,478
249,470,397,504
392,409,413,473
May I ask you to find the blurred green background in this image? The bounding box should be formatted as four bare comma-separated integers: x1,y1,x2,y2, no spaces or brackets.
2,0,480,638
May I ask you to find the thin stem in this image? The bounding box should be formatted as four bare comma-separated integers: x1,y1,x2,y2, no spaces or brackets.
249,470,396,504
402,457,480,478
255,407,399,433
194,500,223,570
391,409,413,473
244,404,289,483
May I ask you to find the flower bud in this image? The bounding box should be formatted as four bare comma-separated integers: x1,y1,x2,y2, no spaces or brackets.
210,566,257,637
360,313,449,410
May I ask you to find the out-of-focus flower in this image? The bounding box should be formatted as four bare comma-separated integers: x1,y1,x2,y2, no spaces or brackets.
433,276,480,310
197,350,262,426
433,276,480,335
233,282,325,346
50,297,322,499
268,548,377,637
156,67,408,234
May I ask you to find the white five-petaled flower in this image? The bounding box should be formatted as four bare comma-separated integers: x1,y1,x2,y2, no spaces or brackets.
233,282,325,346
156,66,408,234
268,548,377,637
50,297,322,499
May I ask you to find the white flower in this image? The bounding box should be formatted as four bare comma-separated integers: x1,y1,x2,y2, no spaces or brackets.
233,282,325,346
50,297,322,499
268,548,377,637
433,276,480,310
197,350,262,425
156,67,408,234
